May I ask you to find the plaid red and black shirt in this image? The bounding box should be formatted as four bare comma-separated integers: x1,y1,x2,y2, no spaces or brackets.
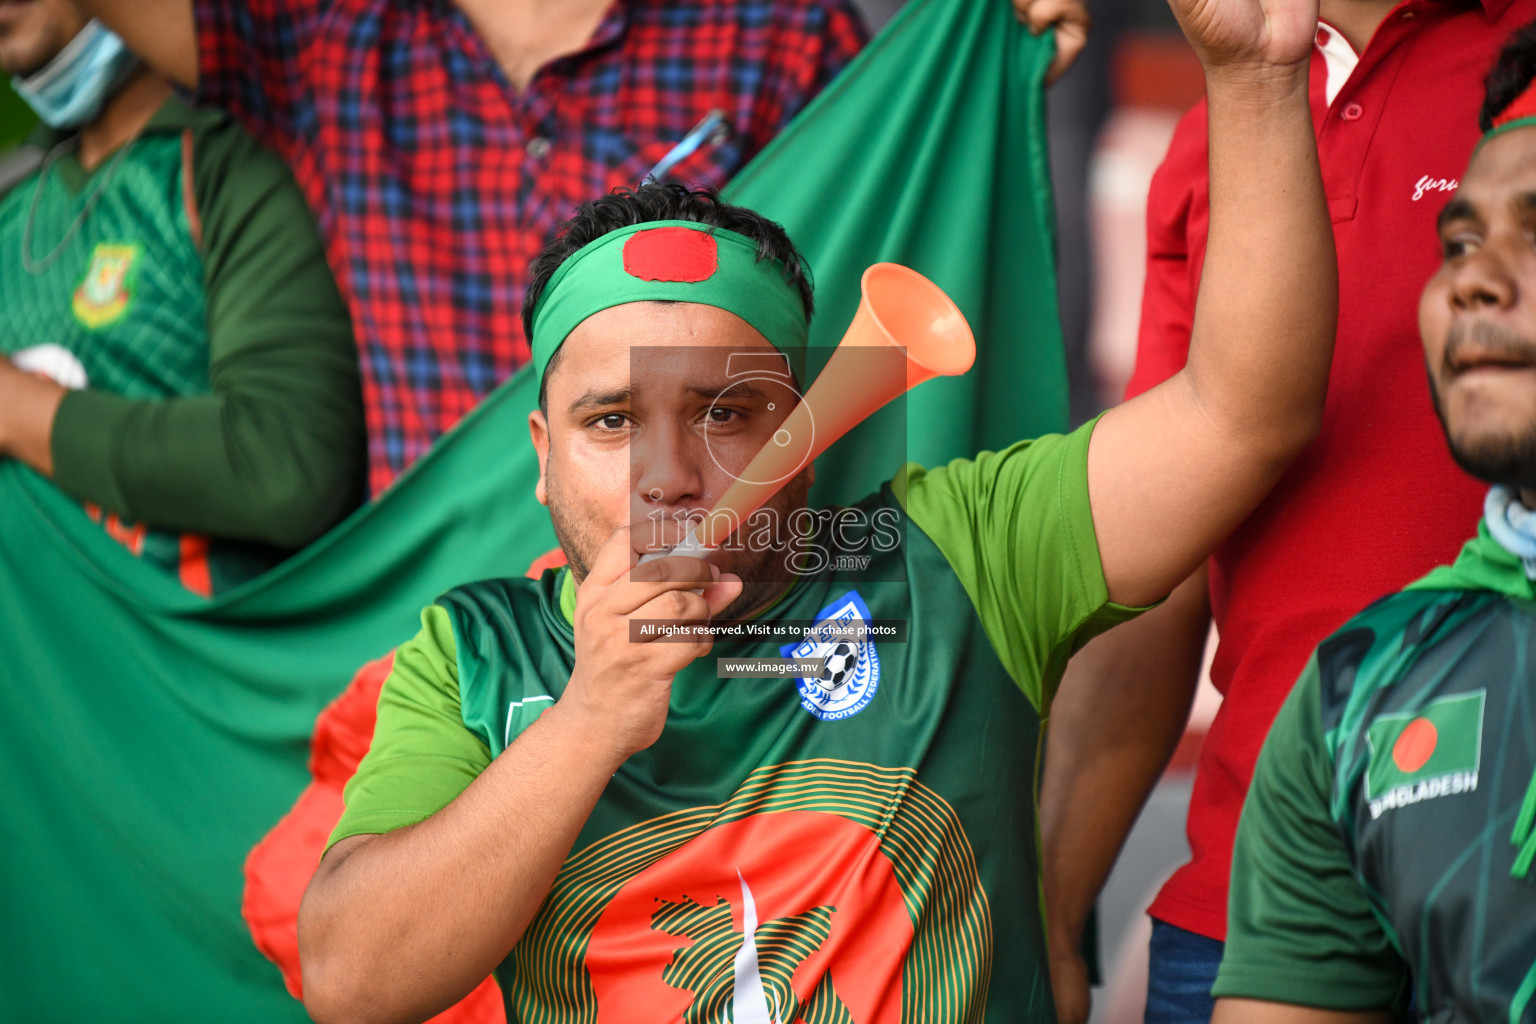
192,0,866,493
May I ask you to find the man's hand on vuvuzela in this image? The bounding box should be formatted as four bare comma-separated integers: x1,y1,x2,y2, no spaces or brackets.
563,523,742,762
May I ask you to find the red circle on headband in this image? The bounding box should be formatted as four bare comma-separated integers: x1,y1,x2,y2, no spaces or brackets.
623,227,719,283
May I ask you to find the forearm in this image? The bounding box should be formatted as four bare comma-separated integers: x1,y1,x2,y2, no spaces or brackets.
1041,572,1210,959
1183,66,1336,454
0,368,65,476
299,701,625,1024
49,349,364,548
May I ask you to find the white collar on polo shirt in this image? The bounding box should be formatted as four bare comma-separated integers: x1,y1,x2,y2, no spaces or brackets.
1314,22,1362,107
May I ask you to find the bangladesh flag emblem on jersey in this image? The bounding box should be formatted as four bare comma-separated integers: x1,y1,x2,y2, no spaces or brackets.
1365,690,1485,819
503,760,991,1022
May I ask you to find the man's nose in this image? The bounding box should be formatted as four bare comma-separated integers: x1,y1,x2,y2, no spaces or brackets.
1450,238,1519,313
633,421,707,511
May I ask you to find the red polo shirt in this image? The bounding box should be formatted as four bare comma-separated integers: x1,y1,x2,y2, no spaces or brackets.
1125,0,1531,942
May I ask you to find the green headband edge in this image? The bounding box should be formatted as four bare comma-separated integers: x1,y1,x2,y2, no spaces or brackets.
1479,114,1536,152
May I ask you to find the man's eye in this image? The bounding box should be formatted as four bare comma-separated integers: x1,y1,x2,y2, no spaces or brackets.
1443,236,1477,259
596,413,628,430
703,407,743,428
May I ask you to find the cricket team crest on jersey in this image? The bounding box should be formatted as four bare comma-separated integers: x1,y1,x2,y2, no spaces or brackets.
780,591,881,721
73,243,140,329
505,761,992,1023
1364,690,1485,820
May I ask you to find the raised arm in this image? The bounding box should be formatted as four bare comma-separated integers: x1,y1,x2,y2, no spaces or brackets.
74,0,197,89
1042,570,1210,1024
1087,0,1335,608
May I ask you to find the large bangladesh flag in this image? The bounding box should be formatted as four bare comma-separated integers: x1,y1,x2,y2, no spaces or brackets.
0,0,1064,1018
0,78,36,149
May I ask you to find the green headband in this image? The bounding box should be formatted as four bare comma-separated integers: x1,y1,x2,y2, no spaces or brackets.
1481,115,1536,150
528,220,809,380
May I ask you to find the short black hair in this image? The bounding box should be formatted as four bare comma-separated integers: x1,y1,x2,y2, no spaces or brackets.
524,184,815,411
1482,22,1536,132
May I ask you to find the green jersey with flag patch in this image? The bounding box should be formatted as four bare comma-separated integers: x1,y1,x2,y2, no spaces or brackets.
1216,519,1536,1022
333,418,1140,1022
0,98,362,594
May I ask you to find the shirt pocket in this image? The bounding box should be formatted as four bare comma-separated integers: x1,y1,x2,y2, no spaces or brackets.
602,115,748,195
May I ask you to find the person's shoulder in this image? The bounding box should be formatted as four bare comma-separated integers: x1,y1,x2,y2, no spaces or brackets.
182,100,276,172
176,97,312,248
891,430,1073,505
165,96,295,207
439,575,553,619
1329,584,1491,654
436,573,570,645
1310,586,1487,720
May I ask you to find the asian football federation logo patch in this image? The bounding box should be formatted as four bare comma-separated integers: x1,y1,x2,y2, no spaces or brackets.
73,243,140,329
779,591,880,721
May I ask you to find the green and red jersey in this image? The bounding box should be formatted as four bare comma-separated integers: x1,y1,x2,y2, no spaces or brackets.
1218,517,1536,1020
333,419,1140,1022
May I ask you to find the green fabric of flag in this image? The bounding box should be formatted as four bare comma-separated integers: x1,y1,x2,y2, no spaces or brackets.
0,0,1062,1017
1,378,555,1021
0,78,36,149
726,0,1064,503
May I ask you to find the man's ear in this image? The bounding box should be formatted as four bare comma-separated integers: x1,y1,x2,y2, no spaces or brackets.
529,409,551,507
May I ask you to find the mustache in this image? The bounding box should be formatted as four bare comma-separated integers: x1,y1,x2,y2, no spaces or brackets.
1442,321,1536,374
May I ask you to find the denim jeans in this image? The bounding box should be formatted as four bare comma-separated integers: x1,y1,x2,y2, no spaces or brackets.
1144,920,1224,1024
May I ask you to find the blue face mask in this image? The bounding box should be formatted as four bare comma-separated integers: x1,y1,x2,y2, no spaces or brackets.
11,20,140,130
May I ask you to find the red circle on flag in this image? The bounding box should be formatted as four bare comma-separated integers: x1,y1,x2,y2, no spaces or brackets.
1393,717,1438,773
623,227,719,282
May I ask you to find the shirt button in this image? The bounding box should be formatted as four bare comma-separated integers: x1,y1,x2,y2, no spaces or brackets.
526,136,552,159
1341,102,1364,121
1315,27,1330,45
